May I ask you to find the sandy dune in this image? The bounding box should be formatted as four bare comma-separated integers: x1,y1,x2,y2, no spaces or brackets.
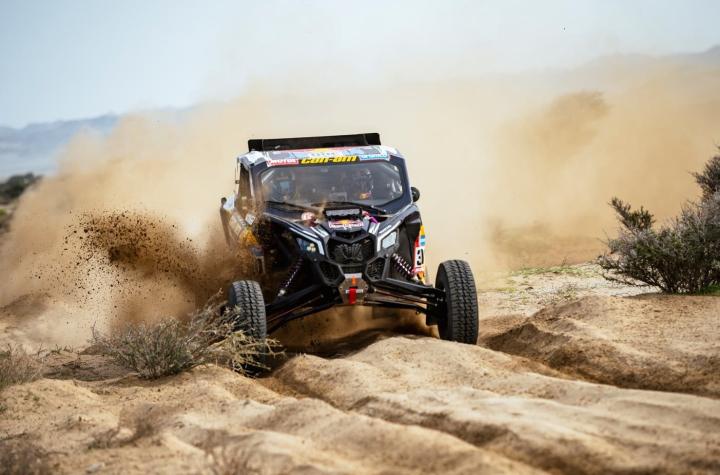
1,341,718,474
2,354,540,474
1,266,719,474
481,294,720,397
274,336,720,474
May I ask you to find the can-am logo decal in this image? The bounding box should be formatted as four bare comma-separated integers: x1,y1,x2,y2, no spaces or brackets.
300,156,358,165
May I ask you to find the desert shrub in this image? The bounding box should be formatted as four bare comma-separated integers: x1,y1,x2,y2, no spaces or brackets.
91,299,277,378
599,153,720,293
0,173,40,203
693,153,720,200
91,319,199,379
0,438,52,475
0,345,44,391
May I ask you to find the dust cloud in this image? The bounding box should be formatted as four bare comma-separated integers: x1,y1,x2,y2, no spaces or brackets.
1,55,719,342
484,72,720,268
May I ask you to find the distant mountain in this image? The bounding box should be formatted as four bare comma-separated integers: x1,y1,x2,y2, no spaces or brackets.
0,114,118,178
672,44,720,65
555,44,720,93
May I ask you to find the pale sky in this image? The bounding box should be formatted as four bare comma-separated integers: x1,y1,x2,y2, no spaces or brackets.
1,0,719,127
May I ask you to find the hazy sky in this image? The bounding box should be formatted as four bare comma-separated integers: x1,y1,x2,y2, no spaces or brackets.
1,0,719,127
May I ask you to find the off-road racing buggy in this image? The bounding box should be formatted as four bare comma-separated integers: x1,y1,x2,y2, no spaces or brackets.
220,133,478,350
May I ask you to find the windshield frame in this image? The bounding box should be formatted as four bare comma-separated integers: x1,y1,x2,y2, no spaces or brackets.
250,155,413,214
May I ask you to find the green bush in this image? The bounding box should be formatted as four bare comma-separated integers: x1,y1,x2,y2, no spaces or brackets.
599,153,720,293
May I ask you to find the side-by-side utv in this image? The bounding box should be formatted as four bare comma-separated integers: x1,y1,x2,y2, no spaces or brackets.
220,133,478,348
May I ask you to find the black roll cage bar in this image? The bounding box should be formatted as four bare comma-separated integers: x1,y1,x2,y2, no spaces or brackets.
249,133,381,152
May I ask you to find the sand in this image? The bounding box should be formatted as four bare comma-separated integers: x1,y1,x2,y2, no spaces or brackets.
2,266,719,474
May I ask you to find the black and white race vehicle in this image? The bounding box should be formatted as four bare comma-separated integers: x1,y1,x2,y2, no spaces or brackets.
220,133,478,349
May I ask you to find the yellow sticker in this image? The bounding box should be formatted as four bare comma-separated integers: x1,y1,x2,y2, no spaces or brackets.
300,156,358,165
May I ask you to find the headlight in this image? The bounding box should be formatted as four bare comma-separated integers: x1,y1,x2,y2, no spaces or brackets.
381,231,398,250
296,237,318,253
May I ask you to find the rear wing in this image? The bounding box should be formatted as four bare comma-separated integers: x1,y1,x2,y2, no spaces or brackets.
248,133,381,152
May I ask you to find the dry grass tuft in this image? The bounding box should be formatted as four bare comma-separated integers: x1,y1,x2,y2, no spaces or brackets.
0,345,44,392
88,405,166,450
0,437,53,475
91,318,200,379
207,444,255,475
201,432,257,475
91,295,279,379
87,428,121,450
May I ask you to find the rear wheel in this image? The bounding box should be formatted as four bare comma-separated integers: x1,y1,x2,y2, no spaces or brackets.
227,280,268,373
434,260,479,344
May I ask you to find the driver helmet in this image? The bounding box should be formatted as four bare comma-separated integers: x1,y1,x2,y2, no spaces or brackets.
270,170,295,201
350,168,374,199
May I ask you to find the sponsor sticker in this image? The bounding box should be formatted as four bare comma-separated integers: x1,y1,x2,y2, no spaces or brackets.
358,153,389,161
266,158,299,167
413,225,427,282
328,219,363,231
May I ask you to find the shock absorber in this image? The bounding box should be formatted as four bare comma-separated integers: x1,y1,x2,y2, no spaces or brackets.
278,256,303,297
391,253,414,280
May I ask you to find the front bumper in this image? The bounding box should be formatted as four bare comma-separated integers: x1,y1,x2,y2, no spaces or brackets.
265,251,444,333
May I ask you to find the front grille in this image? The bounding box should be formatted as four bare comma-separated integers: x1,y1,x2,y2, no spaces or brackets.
328,237,374,266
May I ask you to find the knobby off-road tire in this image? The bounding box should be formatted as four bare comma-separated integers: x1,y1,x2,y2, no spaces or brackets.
434,260,479,344
227,280,268,374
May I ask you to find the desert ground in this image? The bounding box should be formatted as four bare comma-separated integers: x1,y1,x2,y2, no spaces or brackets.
1,263,719,474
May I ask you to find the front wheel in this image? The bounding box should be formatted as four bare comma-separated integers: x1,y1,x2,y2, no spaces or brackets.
227,280,268,373
434,260,479,344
